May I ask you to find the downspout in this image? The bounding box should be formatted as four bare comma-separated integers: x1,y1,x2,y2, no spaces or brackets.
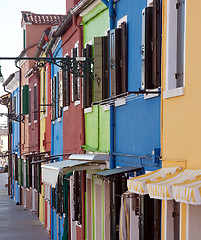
15,62,22,160
3,85,12,195
101,0,115,169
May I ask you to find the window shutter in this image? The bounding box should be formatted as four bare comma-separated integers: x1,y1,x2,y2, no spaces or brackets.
51,76,56,121
82,48,87,108
28,89,31,123
94,37,104,102
34,85,37,121
102,35,110,100
176,0,185,88
142,7,154,90
57,176,64,214
73,171,79,221
57,71,62,118
110,29,121,96
82,44,93,108
52,187,56,209
14,154,18,181
120,22,128,94
12,96,16,113
22,85,29,115
73,48,78,102
62,65,70,107
152,0,161,88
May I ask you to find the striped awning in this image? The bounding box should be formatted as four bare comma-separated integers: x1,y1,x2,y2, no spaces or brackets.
128,168,201,205
127,167,182,195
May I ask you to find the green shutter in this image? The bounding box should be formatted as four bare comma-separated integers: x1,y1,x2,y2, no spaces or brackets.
22,85,29,115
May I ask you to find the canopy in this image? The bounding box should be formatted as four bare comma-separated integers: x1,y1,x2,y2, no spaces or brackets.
42,158,107,187
128,167,201,205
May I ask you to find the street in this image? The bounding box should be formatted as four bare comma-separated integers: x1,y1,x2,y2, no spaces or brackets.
0,173,50,240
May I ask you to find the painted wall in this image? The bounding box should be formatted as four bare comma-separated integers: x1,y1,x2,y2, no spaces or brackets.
61,19,85,155
114,0,161,171
40,62,46,153
51,40,63,157
82,2,110,153
29,72,40,152
12,88,20,156
162,0,201,170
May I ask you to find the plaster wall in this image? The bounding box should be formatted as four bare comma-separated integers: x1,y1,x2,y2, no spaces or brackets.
162,0,201,170
62,22,84,154
82,3,110,153
114,0,161,170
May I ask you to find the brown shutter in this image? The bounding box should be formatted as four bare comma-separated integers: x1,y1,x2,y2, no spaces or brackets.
143,7,154,89
120,22,128,93
82,48,87,108
51,76,56,121
94,37,104,102
110,29,121,96
73,48,78,102
34,85,37,121
82,45,93,108
102,34,110,100
152,0,161,88
62,62,70,107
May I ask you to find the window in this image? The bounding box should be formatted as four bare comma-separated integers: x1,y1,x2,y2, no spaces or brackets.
94,35,110,102
141,0,161,90
110,21,128,96
73,171,82,224
51,76,56,121
28,88,31,123
62,56,70,107
26,156,32,188
82,44,93,108
164,0,185,98
1,139,3,146
34,84,37,121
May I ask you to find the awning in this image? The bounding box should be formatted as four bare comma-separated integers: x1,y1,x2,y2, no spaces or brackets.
128,167,201,205
127,167,182,195
42,154,109,187
95,166,142,181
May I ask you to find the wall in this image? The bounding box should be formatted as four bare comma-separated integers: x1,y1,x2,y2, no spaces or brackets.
51,40,63,157
82,2,110,153
162,0,201,170
62,20,85,155
114,0,161,171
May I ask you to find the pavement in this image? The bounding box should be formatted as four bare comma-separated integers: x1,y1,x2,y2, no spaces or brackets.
0,173,50,240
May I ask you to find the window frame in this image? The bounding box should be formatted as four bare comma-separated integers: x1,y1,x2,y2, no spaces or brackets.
164,0,186,99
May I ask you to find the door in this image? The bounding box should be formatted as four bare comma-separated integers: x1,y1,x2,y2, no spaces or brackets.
174,201,180,240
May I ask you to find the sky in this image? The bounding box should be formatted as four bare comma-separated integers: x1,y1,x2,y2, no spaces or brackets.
0,0,66,125
0,0,66,81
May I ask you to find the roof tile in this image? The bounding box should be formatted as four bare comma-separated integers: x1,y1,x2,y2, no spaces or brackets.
21,11,66,25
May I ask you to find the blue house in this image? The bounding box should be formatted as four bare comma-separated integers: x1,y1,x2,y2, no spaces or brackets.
96,0,162,239
3,71,20,204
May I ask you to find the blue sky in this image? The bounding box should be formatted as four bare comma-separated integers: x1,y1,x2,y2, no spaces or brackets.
0,0,66,80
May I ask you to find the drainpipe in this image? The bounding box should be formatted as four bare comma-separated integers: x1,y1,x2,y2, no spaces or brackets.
3,85,12,195
15,62,21,159
101,0,115,169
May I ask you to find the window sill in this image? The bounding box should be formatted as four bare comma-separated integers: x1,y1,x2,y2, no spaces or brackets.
57,118,62,123
34,120,37,124
84,107,93,114
74,100,80,106
144,88,160,100
115,97,126,107
163,87,185,99
103,105,110,112
63,106,69,112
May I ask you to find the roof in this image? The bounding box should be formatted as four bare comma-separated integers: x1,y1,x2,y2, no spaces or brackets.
21,11,66,25
94,166,142,180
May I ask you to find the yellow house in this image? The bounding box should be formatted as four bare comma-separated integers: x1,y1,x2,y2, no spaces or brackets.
126,1,201,239
39,53,47,224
